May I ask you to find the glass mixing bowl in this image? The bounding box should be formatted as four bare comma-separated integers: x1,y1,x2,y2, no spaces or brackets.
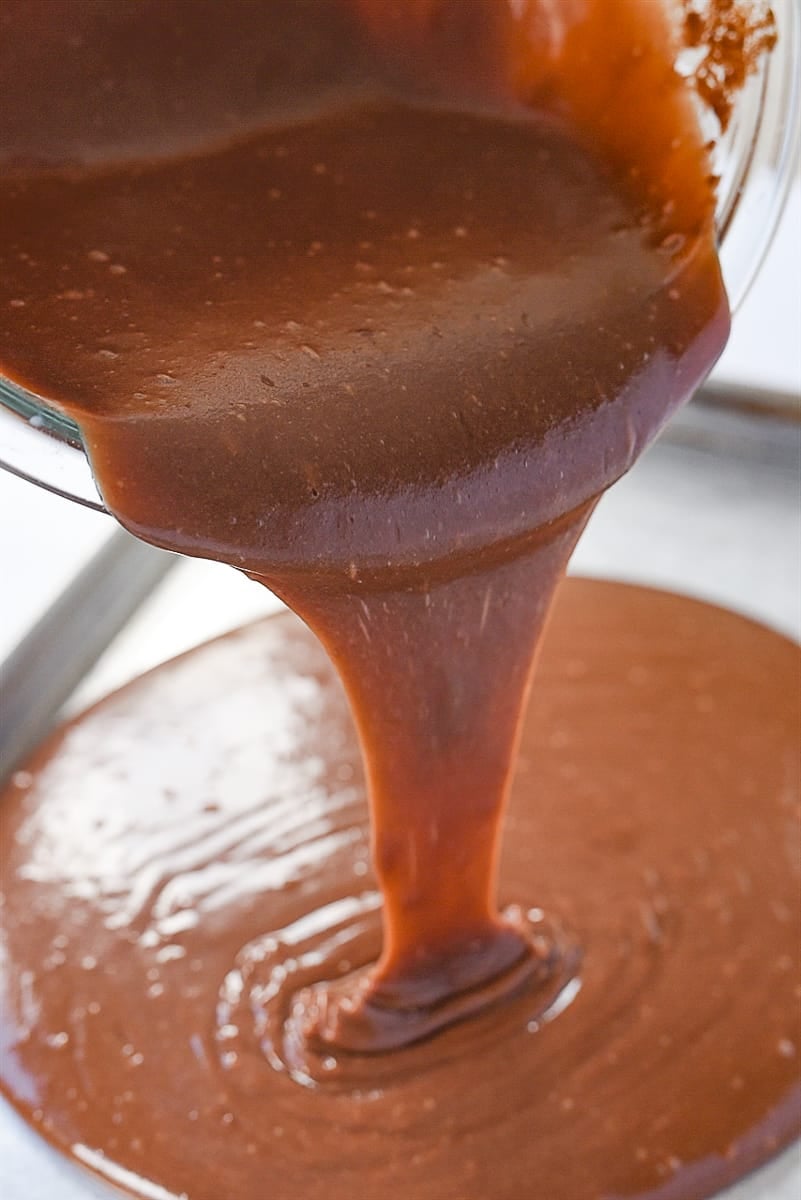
0,0,798,511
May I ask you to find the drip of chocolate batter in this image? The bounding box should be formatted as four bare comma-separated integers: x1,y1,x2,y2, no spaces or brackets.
0,3,796,1200
0,0,728,1036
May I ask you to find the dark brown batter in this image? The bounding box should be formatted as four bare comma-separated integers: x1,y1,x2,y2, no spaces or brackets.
1,581,799,1200
0,2,797,1198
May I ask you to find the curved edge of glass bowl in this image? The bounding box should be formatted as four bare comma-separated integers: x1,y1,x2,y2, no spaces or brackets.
0,379,106,511
715,0,801,313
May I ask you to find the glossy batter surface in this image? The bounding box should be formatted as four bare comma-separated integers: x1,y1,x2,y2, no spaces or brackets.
1,580,798,1200
1,0,726,583
0,0,730,1054
1,4,794,1197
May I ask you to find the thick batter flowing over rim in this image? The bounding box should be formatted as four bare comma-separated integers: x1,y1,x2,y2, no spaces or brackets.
0,3,797,1199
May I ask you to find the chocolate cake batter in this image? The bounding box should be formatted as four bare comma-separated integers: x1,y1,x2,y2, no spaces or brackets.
1,582,799,1200
0,2,797,1198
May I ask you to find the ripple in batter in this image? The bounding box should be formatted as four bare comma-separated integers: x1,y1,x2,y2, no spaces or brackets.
0,579,799,1200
